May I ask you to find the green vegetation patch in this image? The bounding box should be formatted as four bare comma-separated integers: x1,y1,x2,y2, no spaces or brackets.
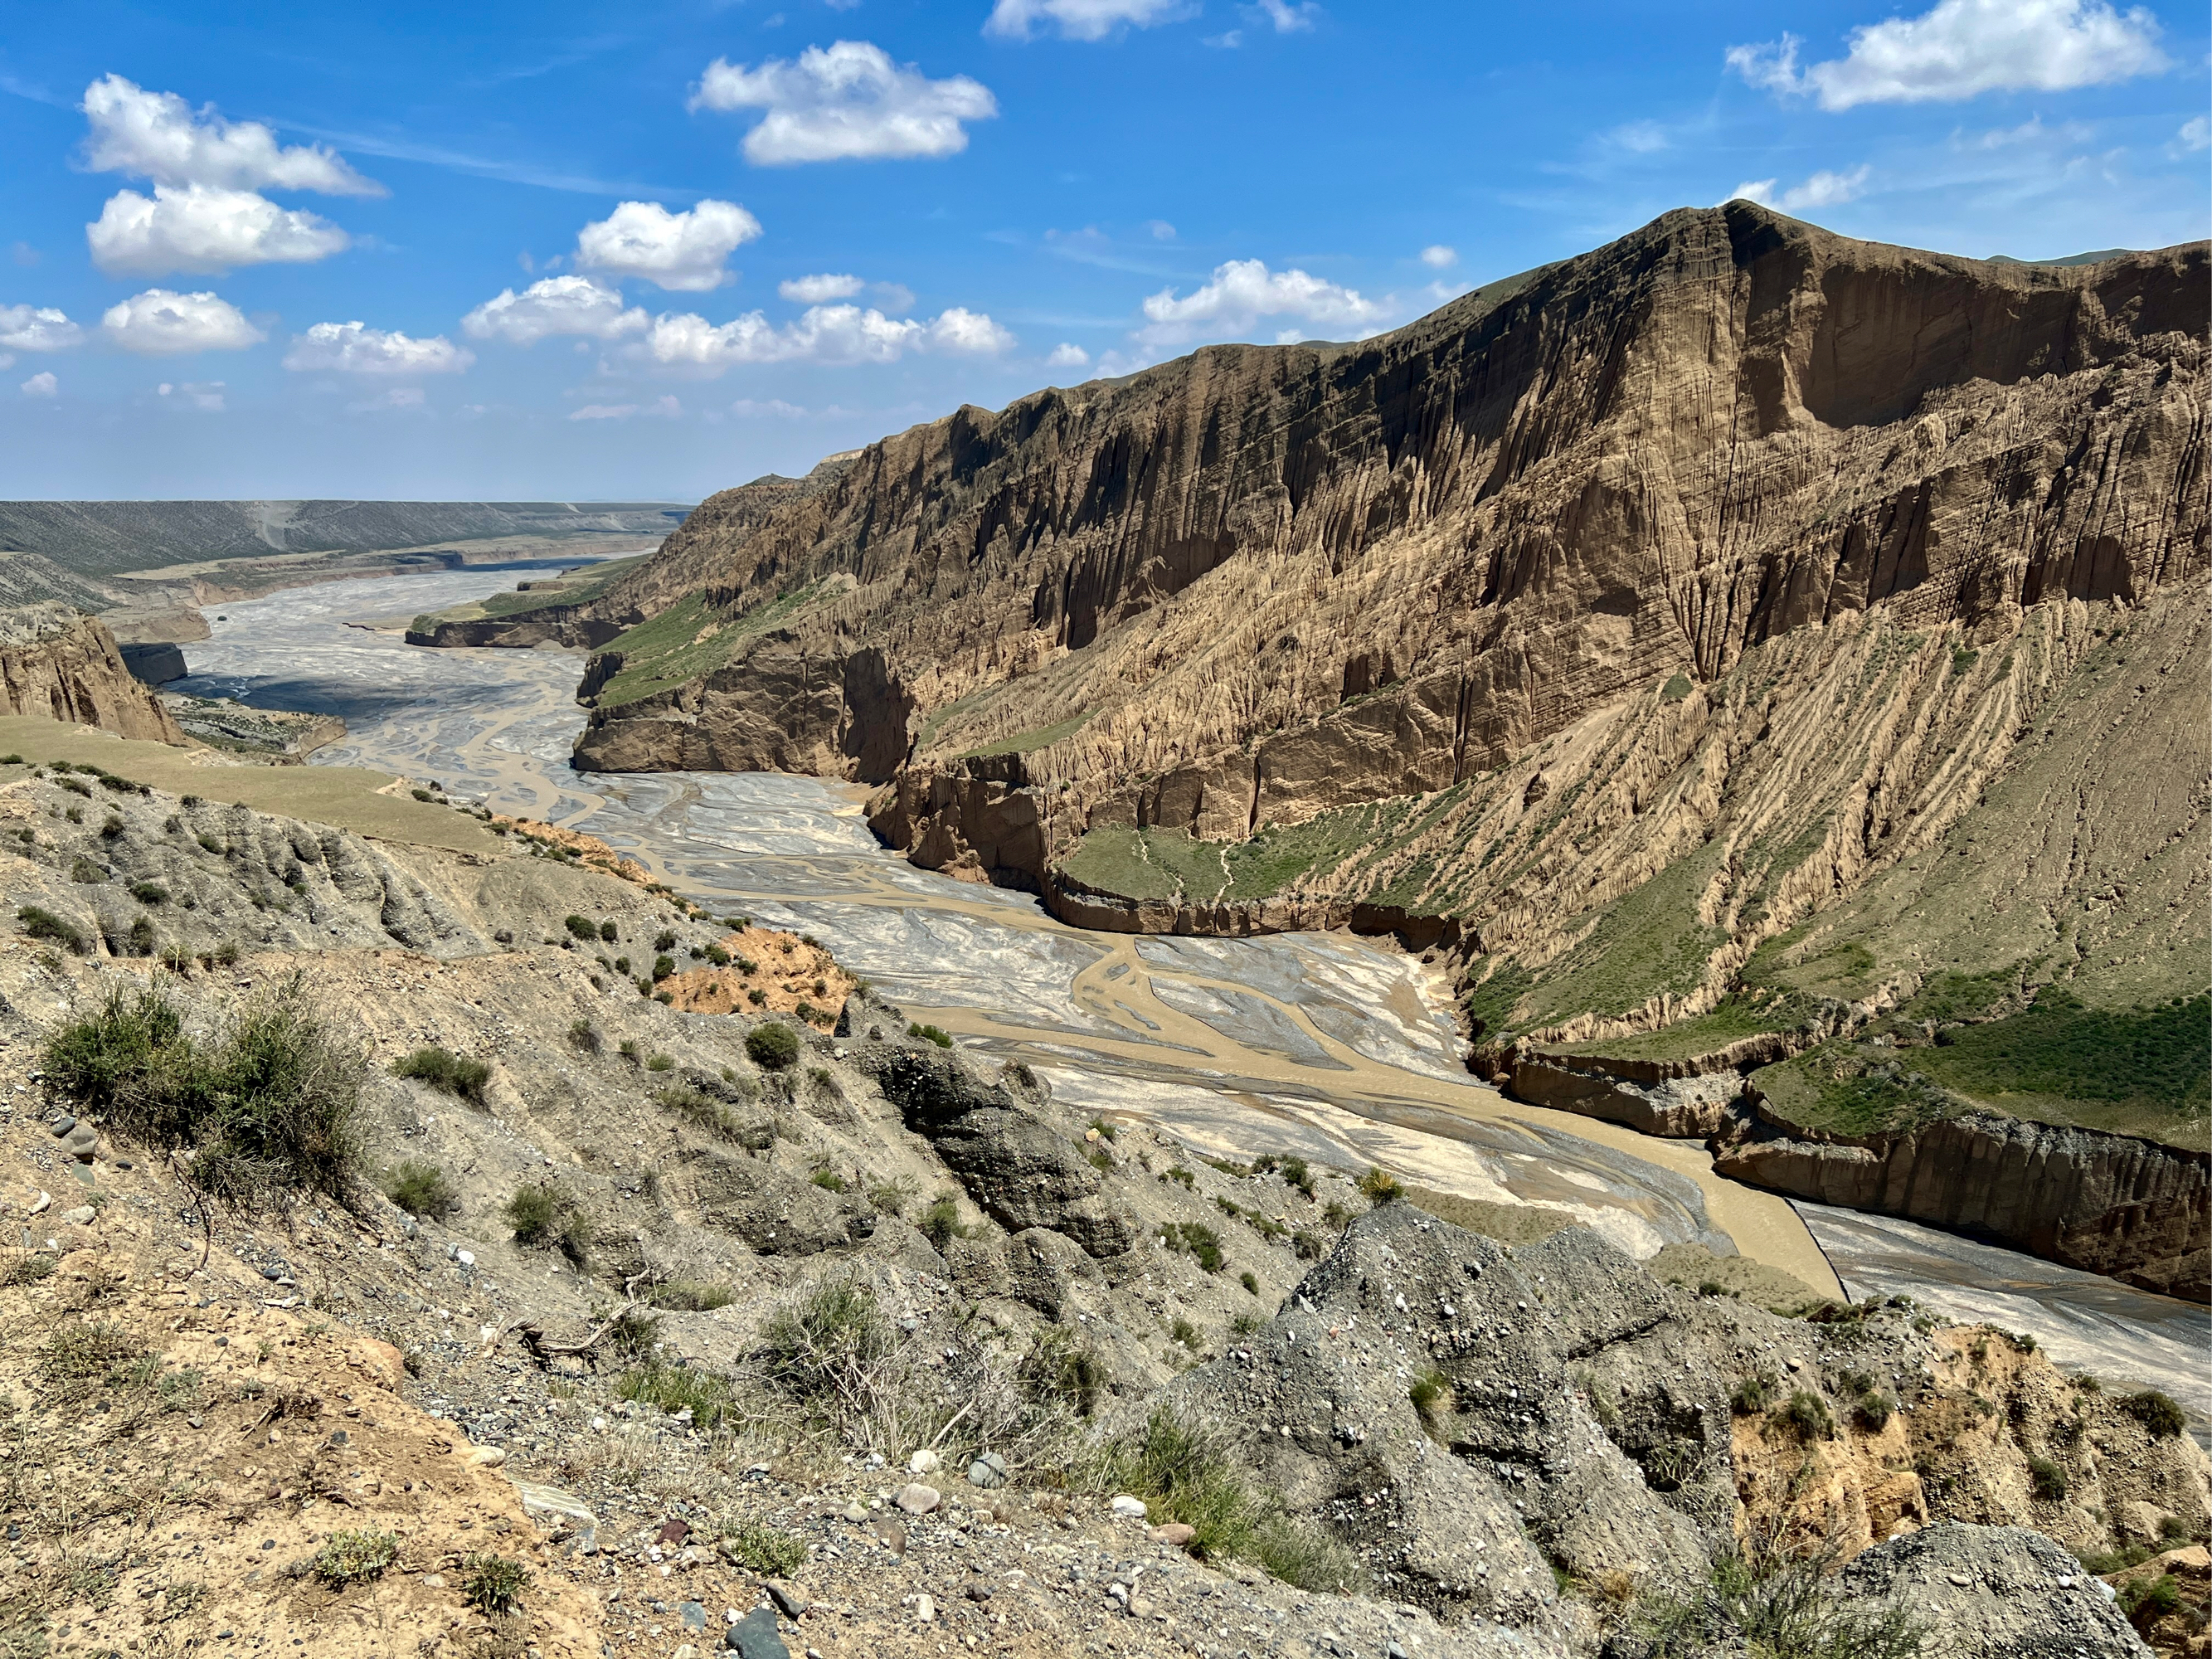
593,581,832,708
1747,1044,1960,1137
42,977,364,1203
959,708,1094,759
1910,989,2209,1119
1507,848,1730,1036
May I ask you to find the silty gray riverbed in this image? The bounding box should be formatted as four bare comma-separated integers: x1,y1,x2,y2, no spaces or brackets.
173,565,2210,1418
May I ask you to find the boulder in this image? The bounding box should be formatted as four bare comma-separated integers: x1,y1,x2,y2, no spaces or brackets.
1836,1523,2152,1658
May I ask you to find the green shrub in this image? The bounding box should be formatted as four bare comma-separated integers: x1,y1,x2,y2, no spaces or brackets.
720,1521,805,1576
618,1039,640,1062
599,918,618,941
761,1277,893,1413
391,1045,492,1102
2027,1456,2068,1501
1239,1270,1259,1293
918,1190,969,1249
563,914,597,941
2122,1389,2187,1439
864,1177,914,1218
567,1019,600,1053
503,1183,589,1265
1634,1549,1925,1659
1278,1155,1315,1196
17,904,88,954
2121,1574,2182,1629
1853,1390,1894,1431
128,880,169,906
460,1553,529,1615
651,953,675,981
809,1166,848,1192
1086,1409,1360,1592
313,1529,399,1587
385,1160,459,1220
1018,1326,1106,1416
42,977,363,1204
616,1355,732,1428
1773,1389,1835,1441
1357,1166,1403,1205
907,1021,953,1048
70,855,106,883
1160,1220,1225,1272
1409,1365,1451,1428
43,1319,137,1382
746,1022,801,1070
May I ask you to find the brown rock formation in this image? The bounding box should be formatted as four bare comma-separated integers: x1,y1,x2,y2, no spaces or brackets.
0,602,187,744
1712,1105,2210,1301
572,204,2204,824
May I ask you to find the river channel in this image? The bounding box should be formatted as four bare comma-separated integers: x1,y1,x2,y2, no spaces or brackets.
172,564,2211,1423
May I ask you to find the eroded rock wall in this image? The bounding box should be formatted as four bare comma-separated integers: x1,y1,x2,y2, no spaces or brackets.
570,206,2205,841
0,602,187,744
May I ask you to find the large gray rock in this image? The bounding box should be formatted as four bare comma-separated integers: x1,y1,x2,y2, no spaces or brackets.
1836,1524,2152,1659
1169,1204,1730,1630
851,1039,1130,1257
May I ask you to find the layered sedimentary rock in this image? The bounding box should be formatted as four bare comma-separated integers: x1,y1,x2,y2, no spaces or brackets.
1713,1106,2210,1301
0,602,187,744
573,204,2203,835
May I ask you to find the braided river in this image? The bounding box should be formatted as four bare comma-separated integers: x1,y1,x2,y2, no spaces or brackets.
172,564,2210,1428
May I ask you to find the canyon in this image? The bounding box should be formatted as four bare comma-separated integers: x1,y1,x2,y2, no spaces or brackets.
521,202,2206,1297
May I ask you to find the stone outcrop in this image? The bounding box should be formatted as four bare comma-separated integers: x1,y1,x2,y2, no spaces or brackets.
1835,1524,2152,1659
1712,1105,2211,1301
1170,1202,2210,1635
0,602,187,744
848,1026,1134,1258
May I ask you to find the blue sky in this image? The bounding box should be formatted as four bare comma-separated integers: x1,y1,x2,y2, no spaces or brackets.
1,0,2205,501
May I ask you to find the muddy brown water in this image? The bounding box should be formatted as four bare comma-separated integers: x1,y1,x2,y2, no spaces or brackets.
173,566,2210,1423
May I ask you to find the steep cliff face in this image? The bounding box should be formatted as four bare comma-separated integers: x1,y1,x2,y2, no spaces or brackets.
572,204,2204,817
0,603,187,745
1712,1104,2209,1301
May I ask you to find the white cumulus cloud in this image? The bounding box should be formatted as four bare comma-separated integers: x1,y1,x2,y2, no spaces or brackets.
86,183,349,276
779,272,866,302
928,308,1017,353
2177,115,2211,153
985,0,1188,39
639,301,1014,372
0,304,85,352
1047,342,1091,368
462,277,649,346
575,199,761,292
1727,0,2167,110
80,74,382,195
1419,245,1456,269
1731,165,1873,213
283,321,474,376
101,289,265,354
1136,259,1384,350
158,380,226,411
1249,0,1321,31
570,395,683,421
21,372,57,398
690,41,999,163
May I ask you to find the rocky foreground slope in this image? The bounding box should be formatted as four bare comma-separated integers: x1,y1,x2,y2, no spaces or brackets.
1,752,2206,1657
